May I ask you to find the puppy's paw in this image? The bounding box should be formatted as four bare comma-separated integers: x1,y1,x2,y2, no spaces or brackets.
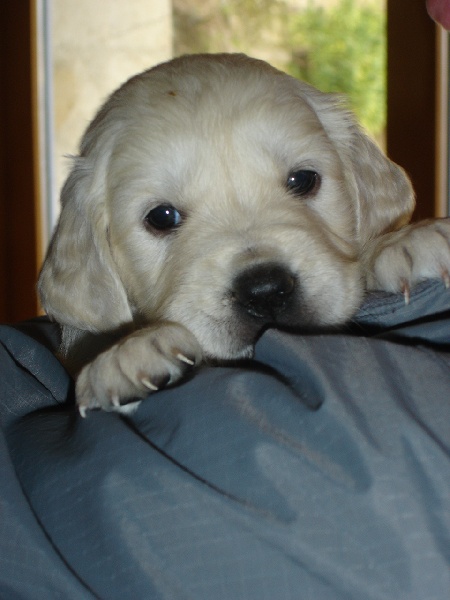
365,218,450,302
76,323,202,416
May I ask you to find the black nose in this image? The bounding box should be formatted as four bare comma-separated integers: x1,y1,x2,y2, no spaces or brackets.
232,263,296,320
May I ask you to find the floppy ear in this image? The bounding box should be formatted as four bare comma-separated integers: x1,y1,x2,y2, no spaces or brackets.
301,85,415,244
38,155,133,333
344,126,415,244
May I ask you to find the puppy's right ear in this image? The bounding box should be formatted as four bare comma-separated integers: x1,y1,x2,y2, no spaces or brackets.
38,157,133,333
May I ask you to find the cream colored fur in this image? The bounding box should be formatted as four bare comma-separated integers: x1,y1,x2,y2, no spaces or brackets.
38,53,450,414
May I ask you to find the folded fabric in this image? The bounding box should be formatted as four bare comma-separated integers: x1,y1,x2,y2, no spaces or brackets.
1,280,449,599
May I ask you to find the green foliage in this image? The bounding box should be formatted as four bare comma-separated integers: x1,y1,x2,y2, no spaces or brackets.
173,0,285,56
285,0,386,137
173,0,386,138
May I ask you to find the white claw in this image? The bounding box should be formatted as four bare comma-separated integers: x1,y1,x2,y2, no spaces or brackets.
176,353,195,366
442,269,450,289
141,377,159,391
401,279,410,305
111,395,121,408
79,405,87,419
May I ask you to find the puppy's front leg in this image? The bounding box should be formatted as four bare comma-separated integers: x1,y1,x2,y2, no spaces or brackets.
363,218,450,302
76,322,202,416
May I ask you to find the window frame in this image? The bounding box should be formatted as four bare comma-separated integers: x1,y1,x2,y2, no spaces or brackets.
386,0,447,221
0,2,41,322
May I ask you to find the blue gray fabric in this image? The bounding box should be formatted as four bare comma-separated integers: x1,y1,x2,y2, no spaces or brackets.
1,279,450,599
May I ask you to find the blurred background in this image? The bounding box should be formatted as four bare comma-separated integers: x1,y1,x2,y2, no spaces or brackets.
1,0,448,322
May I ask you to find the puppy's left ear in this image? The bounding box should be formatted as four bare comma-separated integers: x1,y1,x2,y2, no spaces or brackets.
344,125,415,244
304,87,415,244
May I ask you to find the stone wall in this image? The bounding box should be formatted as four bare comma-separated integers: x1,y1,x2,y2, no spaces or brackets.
52,0,172,196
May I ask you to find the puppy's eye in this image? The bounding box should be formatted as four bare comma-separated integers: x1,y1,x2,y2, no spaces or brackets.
144,204,182,231
286,170,320,196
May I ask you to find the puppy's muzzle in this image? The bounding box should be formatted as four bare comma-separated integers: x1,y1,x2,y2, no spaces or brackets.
232,263,296,321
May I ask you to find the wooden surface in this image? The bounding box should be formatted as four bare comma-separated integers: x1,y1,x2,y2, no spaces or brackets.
387,0,439,221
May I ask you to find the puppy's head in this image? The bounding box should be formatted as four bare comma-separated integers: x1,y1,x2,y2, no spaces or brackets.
38,53,414,359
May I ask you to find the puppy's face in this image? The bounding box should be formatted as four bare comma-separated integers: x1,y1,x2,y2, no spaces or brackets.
39,54,414,359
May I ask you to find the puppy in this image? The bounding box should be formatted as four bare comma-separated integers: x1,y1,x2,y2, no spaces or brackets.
38,53,450,415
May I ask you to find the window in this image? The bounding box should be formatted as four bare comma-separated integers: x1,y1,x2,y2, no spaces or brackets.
42,0,388,235
0,1,446,321
38,0,173,241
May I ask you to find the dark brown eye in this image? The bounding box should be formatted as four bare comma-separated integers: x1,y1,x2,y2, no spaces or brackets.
144,204,182,231
286,170,320,196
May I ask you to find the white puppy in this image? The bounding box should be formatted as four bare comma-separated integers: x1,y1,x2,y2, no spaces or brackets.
38,53,450,415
